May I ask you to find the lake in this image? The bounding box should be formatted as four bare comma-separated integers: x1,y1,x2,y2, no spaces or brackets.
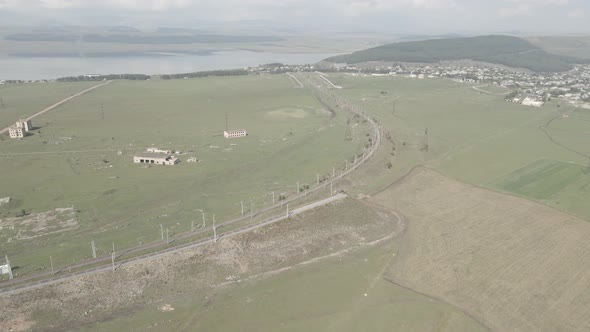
0,50,338,80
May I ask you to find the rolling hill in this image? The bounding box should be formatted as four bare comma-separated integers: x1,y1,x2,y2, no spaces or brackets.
324,35,586,72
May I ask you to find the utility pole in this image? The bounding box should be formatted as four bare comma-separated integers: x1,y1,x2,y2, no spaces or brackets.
50,256,55,275
101,103,104,120
112,242,115,259
166,228,169,244
160,224,164,241
250,200,253,220
202,211,206,228
317,174,320,186
286,203,289,218
331,182,333,196
111,252,115,273
271,192,275,205
213,214,217,243
5,255,12,280
91,240,96,259
241,201,244,216
345,160,348,171
297,181,300,193
333,167,335,178
191,220,194,232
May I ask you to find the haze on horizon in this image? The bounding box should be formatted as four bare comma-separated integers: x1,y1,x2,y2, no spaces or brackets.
0,0,588,35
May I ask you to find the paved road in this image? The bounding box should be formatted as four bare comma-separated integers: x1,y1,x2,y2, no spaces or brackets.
0,80,112,134
0,194,347,296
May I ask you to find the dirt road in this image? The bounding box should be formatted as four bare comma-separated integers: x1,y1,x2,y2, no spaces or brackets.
0,80,112,134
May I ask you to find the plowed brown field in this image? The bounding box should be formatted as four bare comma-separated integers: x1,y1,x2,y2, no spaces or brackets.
371,166,590,332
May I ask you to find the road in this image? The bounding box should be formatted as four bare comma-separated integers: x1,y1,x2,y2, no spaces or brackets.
0,72,382,295
0,194,346,296
0,80,112,134
286,72,303,88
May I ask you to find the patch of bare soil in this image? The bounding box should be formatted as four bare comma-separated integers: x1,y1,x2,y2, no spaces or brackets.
0,207,78,242
371,166,590,332
0,198,402,332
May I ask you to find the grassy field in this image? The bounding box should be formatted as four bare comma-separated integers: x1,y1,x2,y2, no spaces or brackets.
324,73,590,221
0,75,368,277
0,81,98,128
76,242,486,332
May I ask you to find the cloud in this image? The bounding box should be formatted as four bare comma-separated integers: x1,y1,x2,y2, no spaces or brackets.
0,0,588,33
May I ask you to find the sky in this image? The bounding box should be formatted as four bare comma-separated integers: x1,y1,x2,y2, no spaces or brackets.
0,0,588,34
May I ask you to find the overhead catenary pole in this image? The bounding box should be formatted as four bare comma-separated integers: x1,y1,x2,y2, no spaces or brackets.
201,212,206,228
241,201,244,216
166,228,169,244
6,255,12,280
50,256,55,275
91,240,96,259
213,214,217,243
160,224,164,241
112,242,115,259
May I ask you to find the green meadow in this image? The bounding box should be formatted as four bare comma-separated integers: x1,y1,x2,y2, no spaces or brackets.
0,75,368,276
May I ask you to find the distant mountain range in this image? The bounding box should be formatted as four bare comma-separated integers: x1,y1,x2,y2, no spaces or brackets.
324,35,588,72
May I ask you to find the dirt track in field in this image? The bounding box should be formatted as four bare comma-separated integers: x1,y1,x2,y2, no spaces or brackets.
371,166,590,332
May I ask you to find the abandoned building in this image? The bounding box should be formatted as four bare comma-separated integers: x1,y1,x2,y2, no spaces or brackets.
8,127,25,139
15,119,32,132
224,129,248,138
7,119,32,139
133,154,179,166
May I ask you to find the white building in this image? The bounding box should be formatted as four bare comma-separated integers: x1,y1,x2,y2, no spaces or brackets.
224,129,247,138
8,127,24,139
146,147,173,154
15,119,32,132
522,97,544,107
133,154,179,166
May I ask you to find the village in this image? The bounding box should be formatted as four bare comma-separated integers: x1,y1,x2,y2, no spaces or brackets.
248,62,590,109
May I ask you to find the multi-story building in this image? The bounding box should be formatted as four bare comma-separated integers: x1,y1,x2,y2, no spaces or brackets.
8,127,24,139
224,129,248,138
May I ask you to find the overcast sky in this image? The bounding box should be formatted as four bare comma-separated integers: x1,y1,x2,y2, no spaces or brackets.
0,0,588,34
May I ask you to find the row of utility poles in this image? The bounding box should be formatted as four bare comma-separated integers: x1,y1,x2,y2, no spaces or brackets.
4,73,377,280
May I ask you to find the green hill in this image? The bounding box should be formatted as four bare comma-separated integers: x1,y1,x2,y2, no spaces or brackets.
324,35,586,72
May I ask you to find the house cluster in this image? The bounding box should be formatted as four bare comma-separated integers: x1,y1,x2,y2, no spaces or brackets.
246,62,590,109
317,63,590,109
8,119,32,139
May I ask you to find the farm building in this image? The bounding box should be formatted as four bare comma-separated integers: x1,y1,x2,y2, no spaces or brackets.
133,154,179,166
8,127,25,139
224,129,247,138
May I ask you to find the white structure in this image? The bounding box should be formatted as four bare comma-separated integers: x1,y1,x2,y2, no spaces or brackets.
133,154,179,166
8,127,24,139
522,97,544,107
7,119,32,139
15,119,32,132
147,147,173,154
224,129,247,138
